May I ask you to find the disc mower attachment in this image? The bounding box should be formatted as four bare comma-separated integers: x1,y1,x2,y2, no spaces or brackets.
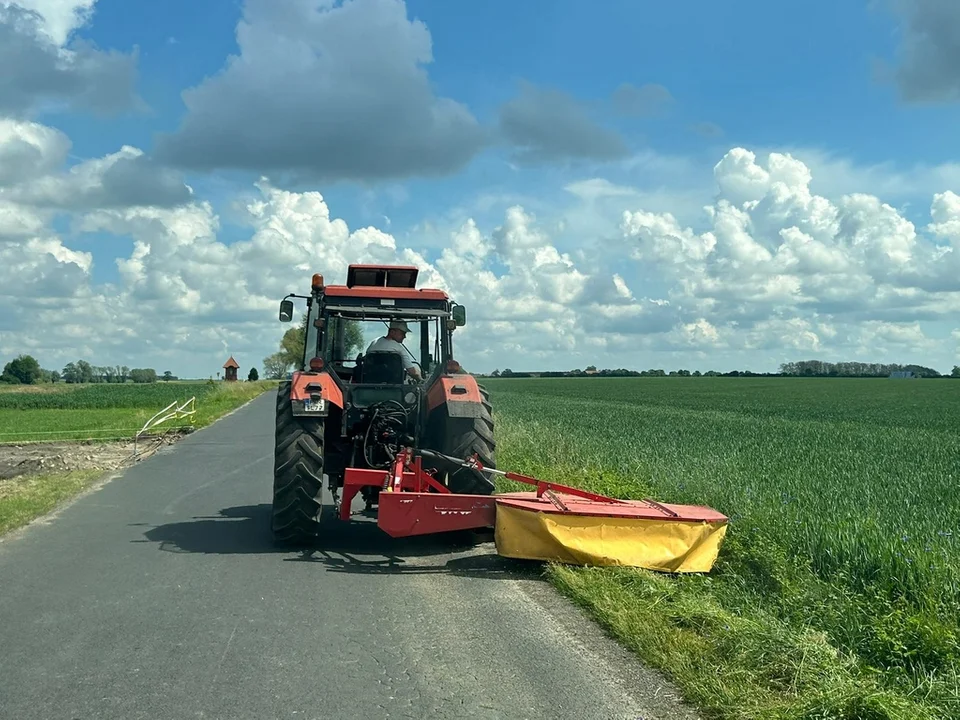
352,449,728,573
493,493,727,572
470,463,728,572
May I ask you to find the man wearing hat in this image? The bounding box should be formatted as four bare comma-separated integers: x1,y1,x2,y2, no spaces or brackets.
365,319,422,380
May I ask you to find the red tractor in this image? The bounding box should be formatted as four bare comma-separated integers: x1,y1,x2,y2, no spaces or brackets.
272,264,496,545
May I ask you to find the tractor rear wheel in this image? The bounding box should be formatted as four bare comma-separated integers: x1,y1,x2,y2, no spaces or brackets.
434,384,496,495
271,381,325,545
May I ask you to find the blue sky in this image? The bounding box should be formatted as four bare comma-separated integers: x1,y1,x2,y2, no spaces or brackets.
54,0,956,252
55,1,948,163
2,0,960,376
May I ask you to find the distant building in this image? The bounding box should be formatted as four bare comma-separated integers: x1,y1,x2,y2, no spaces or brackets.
889,370,915,379
223,356,239,382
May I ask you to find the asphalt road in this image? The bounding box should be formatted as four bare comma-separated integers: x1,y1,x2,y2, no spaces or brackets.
0,391,701,720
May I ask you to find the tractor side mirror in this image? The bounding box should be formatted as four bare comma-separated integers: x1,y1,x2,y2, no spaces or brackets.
279,299,294,322
452,305,466,327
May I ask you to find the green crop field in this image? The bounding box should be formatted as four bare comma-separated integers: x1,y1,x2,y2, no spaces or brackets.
0,381,275,443
484,377,960,720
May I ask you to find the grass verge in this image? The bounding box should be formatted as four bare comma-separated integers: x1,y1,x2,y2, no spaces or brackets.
0,470,102,536
190,380,277,428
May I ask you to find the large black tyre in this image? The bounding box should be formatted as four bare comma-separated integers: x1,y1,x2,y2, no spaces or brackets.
433,384,496,495
271,381,325,545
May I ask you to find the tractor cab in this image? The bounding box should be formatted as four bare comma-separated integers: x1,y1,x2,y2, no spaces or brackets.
277,264,468,420
279,265,466,382
305,265,463,388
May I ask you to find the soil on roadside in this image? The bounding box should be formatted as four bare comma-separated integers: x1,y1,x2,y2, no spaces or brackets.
0,433,188,484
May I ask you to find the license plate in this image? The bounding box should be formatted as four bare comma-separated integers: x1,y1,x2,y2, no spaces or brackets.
303,398,326,413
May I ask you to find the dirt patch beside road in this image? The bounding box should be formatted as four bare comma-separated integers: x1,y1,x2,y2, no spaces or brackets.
0,433,187,484
0,441,136,482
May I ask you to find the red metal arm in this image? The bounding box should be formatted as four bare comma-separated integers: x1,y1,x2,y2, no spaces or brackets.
461,454,628,506
341,450,452,520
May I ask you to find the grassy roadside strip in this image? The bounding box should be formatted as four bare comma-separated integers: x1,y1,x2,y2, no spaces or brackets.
0,470,102,536
0,381,275,539
490,400,953,720
187,380,277,429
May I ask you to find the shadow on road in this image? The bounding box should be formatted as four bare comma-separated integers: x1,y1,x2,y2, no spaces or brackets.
136,504,544,581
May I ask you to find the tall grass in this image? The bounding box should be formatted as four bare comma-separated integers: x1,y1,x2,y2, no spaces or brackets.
485,377,960,719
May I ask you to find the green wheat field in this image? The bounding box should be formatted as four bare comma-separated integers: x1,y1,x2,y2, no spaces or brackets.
485,377,960,720
0,381,274,443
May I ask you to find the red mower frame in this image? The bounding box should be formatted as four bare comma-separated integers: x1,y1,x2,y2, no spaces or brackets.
337,448,693,539
339,449,497,538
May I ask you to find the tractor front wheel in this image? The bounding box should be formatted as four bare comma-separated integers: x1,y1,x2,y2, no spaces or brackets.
271,381,325,545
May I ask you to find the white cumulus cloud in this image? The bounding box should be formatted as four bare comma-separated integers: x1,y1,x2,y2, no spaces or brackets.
156,0,485,182
3,137,960,375
0,1,138,118
0,120,191,211
2,0,96,44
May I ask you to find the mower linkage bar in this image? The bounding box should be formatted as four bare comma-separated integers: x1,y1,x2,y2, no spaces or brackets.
422,450,631,507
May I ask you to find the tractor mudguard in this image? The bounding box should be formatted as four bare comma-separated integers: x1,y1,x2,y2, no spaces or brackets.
290,370,343,417
426,375,483,418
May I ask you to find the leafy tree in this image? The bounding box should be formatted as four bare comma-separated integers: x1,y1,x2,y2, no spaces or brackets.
129,368,158,383
162,370,174,381
263,352,290,379
36,368,61,383
248,367,259,381
62,362,78,383
279,313,363,369
344,320,364,357
953,366,960,378
280,325,305,369
76,360,94,383
1,354,42,384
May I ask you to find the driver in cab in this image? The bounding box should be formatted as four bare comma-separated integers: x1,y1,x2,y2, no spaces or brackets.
366,320,422,380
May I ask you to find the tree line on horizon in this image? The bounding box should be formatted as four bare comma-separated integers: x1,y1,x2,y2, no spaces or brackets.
777,360,955,378
482,360,960,379
0,355,178,385
4,349,960,386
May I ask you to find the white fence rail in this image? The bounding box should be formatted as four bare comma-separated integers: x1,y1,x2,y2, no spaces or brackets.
134,397,196,455
0,428,137,442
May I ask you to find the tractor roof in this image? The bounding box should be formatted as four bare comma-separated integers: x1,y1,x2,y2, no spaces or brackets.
323,264,449,302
